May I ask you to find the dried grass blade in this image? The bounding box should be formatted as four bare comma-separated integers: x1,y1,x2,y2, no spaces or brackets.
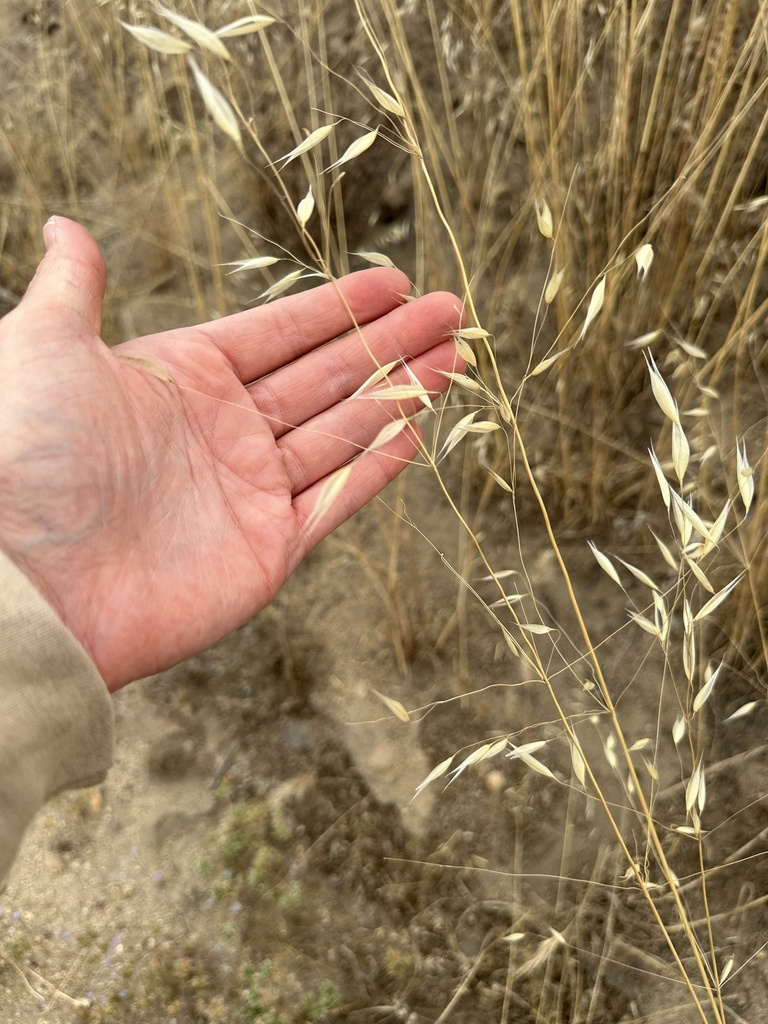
119,22,191,54
188,58,242,147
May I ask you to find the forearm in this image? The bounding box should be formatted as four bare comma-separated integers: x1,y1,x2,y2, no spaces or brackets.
0,551,114,888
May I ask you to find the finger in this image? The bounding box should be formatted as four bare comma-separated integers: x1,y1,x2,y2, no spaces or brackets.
15,216,107,338
278,339,463,494
197,267,411,383
249,291,463,438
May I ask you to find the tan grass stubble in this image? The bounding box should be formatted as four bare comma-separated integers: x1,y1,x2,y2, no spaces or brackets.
118,2,766,1020
352,1,768,1020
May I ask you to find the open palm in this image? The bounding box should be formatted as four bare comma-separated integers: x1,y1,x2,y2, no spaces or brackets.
0,218,462,690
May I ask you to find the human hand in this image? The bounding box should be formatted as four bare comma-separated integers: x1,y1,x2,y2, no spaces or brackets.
0,218,463,690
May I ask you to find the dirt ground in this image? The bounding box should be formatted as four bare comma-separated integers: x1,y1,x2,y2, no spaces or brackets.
4,2,768,1023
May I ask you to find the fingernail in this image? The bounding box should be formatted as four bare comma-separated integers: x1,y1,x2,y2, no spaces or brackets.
43,216,58,251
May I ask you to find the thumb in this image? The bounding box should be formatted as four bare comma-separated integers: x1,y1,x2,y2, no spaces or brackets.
19,216,107,337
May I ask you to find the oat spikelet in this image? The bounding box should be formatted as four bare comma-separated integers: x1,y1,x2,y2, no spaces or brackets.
626,329,663,350
580,277,606,341
671,421,690,483
672,714,687,745
278,124,336,169
724,701,759,723
530,348,570,377
693,573,744,623
693,660,722,713
119,22,191,54
414,757,454,798
534,198,554,238
685,758,704,814
258,269,304,301
635,243,654,281
324,128,379,172
350,361,398,398
367,418,408,453
569,739,586,786
305,464,353,534
372,689,411,722
588,541,622,587
737,438,755,513
544,266,565,304
115,354,174,382
359,384,434,403
644,352,680,425
188,58,242,147
352,251,395,268
223,256,281,273
156,4,230,59
215,15,275,37
363,79,405,117
648,446,671,509
450,743,494,782
296,184,315,228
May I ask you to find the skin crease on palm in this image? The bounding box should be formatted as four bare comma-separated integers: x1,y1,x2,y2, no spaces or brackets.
0,217,465,692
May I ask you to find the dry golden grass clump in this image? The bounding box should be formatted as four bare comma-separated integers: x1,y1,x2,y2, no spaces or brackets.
3,1,768,1021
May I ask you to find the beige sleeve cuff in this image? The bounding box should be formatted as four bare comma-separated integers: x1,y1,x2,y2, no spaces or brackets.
0,552,114,888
